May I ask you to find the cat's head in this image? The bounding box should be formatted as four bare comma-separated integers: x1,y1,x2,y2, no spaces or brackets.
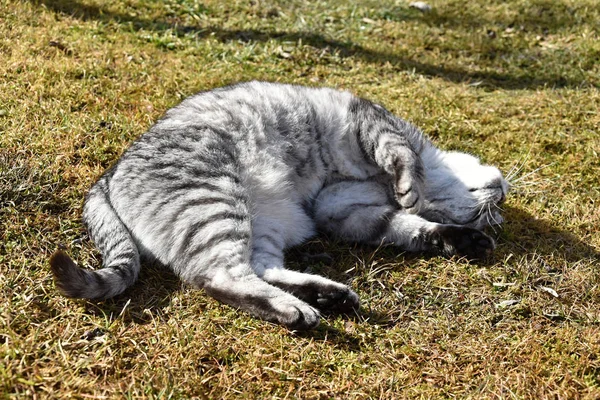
419,150,509,230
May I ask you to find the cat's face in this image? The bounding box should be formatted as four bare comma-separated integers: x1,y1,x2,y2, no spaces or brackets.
420,151,509,230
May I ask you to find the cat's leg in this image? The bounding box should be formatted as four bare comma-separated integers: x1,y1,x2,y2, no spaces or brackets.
376,214,495,259
384,145,425,214
169,211,321,330
250,214,360,314
201,265,322,330
189,249,321,331
314,181,495,259
352,101,425,213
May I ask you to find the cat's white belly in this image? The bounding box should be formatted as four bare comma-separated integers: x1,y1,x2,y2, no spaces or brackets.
247,179,315,248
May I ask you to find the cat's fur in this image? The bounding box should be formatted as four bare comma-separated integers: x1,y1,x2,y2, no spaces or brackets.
51,81,508,330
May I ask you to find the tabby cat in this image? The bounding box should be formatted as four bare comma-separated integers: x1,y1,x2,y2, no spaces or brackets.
51,81,508,330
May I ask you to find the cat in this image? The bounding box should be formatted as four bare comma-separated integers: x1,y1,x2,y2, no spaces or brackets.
50,81,508,330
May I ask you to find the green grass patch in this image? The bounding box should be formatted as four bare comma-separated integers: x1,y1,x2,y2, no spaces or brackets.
2,0,599,397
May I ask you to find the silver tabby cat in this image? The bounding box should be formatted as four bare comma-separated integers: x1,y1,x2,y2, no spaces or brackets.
51,81,508,330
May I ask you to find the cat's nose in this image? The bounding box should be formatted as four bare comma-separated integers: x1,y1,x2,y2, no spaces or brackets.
489,176,504,188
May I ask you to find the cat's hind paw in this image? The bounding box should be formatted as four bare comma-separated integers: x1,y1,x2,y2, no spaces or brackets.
273,300,321,331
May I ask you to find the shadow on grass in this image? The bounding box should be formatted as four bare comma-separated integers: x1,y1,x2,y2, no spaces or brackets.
304,204,599,328
291,320,364,350
50,203,596,342
81,261,183,325
500,205,600,263
31,0,598,90
77,270,367,350
74,248,379,349
412,0,599,33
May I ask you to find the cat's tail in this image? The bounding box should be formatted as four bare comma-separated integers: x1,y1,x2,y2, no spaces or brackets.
50,180,140,300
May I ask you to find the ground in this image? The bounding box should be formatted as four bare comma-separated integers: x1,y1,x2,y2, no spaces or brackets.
1,0,599,398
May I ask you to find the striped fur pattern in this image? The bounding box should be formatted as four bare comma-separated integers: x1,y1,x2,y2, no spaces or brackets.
51,81,508,330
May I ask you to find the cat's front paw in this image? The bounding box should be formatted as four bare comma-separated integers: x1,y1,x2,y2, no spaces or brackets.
430,225,495,260
390,153,424,214
395,181,423,214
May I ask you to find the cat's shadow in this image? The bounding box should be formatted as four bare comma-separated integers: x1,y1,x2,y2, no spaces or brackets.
81,261,366,349
81,261,182,325
497,205,598,264
82,204,597,344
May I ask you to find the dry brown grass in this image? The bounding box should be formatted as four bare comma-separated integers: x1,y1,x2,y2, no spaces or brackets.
2,0,599,398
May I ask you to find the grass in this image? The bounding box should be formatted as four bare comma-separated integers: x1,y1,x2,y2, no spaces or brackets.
1,0,599,397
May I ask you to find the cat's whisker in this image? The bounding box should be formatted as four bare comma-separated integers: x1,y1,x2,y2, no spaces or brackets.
512,180,543,187
510,162,556,184
493,202,505,213
489,205,500,224
488,218,498,234
505,148,531,182
510,188,542,195
505,159,520,181
489,204,502,234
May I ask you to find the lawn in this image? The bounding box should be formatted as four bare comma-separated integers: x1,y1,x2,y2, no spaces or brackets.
1,0,599,398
